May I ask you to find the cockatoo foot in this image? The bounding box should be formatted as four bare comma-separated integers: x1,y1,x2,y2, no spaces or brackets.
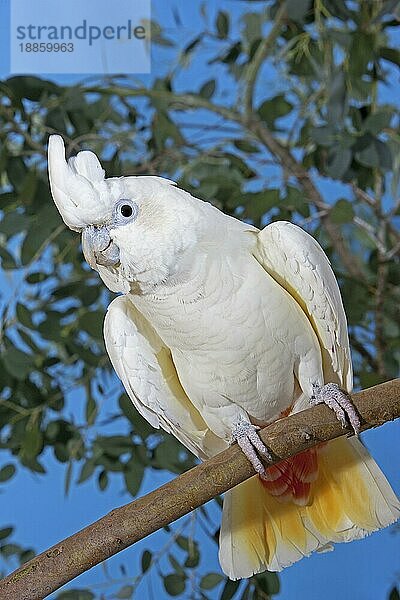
231,421,272,476
311,382,360,434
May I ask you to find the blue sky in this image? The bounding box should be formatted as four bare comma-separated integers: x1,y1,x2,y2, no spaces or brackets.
0,1,399,599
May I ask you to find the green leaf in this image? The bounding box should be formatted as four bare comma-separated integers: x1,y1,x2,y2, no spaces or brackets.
0,543,22,558
220,41,242,64
216,11,229,39
356,140,392,170
310,125,336,147
26,271,48,284
286,0,311,21
242,12,262,46
116,585,134,599
20,456,46,474
2,347,34,380
326,70,346,122
0,464,16,483
64,461,73,497
124,460,144,497
141,549,152,573
153,111,184,148
16,303,34,329
363,110,392,135
16,329,39,354
254,571,280,595
330,199,354,224
326,148,352,179
77,460,96,484
244,189,279,221
163,573,186,596
96,435,132,456
199,79,216,99
220,579,240,600
168,553,185,577
349,32,376,76
153,438,183,473
356,144,380,168
183,36,202,57
45,107,67,132
18,169,38,203
149,20,175,48
389,587,400,600
0,212,29,237
6,157,27,192
76,283,100,307
0,245,17,269
21,427,43,459
37,312,62,340
118,394,154,436
98,469,108,491
80,310,104,340
5,75,59,101
342,279,369,324
20,207,61,265
184,540,200,568
284,186,309,218
233,139,259,153
175,535,189,551
379,47,400,66
0,192,16,210
258,95,292,127
56,591,95,600
200,573,224,590
0,527,13,541
20,549,35,564
85,395,97,426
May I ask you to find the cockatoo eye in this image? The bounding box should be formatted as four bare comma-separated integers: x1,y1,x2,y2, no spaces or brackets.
113,199,138,225
120,204,133,217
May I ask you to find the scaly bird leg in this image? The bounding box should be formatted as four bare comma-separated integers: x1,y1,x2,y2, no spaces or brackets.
231,421,272,476
311,382,360,434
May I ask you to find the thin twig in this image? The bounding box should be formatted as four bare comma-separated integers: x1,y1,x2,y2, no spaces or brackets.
242,3,287,116
353,216,387,255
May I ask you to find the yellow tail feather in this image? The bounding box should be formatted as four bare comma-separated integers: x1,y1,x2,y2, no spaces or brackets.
219,437,400,579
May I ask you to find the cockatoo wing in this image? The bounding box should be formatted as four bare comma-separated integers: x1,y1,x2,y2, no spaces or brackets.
104,295,227,459
253,221,352,391
220,222,399,580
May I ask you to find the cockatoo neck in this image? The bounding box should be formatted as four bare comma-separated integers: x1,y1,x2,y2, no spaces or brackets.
122,223,208,295
97,198,212,295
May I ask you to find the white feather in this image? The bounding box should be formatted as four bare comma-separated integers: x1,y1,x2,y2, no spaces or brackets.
104,295,227,459
254,221,353,393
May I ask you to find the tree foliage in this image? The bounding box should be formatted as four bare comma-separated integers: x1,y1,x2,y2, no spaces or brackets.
0,0,399,597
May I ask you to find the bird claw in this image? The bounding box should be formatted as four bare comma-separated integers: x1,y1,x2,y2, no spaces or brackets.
311,382,360,434
231,421,272,476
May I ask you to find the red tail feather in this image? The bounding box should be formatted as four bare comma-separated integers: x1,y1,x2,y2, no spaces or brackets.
260,448,319,506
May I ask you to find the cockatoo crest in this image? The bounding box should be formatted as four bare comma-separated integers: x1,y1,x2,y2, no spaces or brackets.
48,135,176,231
47,135,223,291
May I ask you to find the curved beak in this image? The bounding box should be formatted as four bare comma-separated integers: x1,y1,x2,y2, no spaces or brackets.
81,226,120,271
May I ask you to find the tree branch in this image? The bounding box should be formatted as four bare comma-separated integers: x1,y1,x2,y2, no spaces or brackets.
1,379,399,600
242,3,287,116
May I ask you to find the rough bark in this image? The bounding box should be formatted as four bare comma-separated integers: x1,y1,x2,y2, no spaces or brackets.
1,379,399,600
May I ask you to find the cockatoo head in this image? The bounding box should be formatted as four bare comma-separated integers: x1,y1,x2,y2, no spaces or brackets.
48,135,206,293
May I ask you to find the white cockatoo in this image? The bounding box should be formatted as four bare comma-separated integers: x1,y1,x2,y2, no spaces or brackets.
48,135,399,578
